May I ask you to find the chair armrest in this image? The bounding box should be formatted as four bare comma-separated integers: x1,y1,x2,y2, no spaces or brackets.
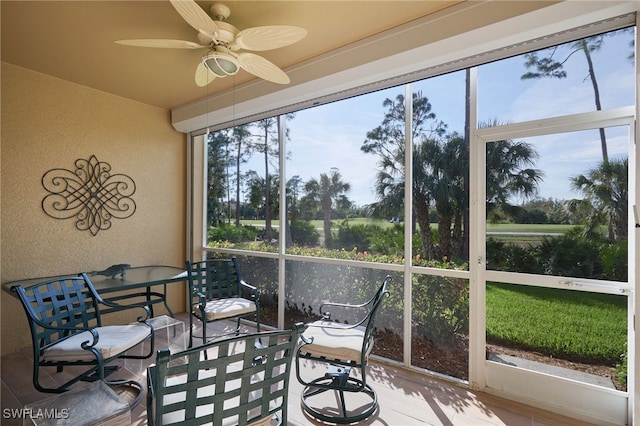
318,300,369,320
37,325,101,351
305,320,363,331
97,296,152,321
300,332,314,345
240,279,259,299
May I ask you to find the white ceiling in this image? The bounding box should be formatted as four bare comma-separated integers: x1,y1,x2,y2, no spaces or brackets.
1,1,467,110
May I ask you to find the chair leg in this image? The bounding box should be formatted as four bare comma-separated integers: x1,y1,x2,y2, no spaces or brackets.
34,363,119,394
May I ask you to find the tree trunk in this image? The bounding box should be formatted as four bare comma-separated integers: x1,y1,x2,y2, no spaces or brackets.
437,210,452,260
582,42,608,164
322,198,332,247
235,141,242,227
436,197,453,260
285,208,293,247
263,127,272,241
414,191,435,259
452,210,463,259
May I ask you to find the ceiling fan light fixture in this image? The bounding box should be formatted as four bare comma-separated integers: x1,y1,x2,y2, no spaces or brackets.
202,50,239,77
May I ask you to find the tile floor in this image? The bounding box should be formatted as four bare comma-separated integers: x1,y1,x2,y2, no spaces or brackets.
2,313,594,425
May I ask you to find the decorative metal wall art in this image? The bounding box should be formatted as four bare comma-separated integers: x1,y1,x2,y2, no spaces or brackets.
42,155,136,236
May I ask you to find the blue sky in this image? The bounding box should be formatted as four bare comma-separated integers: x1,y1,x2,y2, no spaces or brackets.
243,29,635,207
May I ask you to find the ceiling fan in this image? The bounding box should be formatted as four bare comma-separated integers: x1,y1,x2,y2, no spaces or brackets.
115,0,307,86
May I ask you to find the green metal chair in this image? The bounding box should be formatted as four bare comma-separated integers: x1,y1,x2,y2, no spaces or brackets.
295,276,391,424
147,324,305,426
11,273,154,394
186,257,260,348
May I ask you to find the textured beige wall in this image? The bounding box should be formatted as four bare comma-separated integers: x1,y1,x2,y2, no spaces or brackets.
1,62,187,355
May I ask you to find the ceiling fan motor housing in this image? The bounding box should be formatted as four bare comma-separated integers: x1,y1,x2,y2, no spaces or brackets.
197,20,238,46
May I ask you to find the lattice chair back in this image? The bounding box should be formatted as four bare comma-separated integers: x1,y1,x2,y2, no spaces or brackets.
190,257,242,300
186,257,260,347
15,275,103,350
11,273,154,393
147,324,304,426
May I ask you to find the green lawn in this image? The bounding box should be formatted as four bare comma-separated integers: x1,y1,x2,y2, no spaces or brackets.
221,219,628,377
241,217,390,228
486,282,627,365
240,218,577,245
485,223,576,233
238,218,577,245
241,218,575,233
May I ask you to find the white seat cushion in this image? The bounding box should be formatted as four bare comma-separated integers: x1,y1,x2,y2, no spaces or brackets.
43,323,151,362
194,297,256,321
301,320,371,363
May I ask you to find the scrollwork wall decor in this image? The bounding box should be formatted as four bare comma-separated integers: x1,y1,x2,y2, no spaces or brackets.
42,155,136,236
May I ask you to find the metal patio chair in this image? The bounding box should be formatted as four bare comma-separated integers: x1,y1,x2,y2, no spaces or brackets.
295,276,391,424
11,273,154,394
147,324,305,426
186,257,260,347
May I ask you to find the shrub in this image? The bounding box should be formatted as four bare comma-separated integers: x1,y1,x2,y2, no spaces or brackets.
208,223,259,243
334,222,417,258
504,244,540,274
486,238,508,271
487,228,626,281
412,274,469,347
370,224,405,255
290,220,319,246
537,229,603,279
333,222,381,252
600,239,628,281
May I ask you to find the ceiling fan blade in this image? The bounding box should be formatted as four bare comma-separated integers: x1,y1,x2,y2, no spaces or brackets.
115,39,207,49
237,53,290,84
169,0,218,39
231,26,307,51
195,62,215,87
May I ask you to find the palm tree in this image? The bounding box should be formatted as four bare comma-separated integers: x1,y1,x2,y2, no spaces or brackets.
570,157,628,241
245,171,280,242
485,135,544,217
418,132,467,260
364,93,542,261
303,168,351,247
363,91,446,259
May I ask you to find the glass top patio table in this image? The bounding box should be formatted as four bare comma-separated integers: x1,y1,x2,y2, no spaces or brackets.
3,265,187,317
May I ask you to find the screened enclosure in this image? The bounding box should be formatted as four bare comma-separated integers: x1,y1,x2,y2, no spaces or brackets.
187,16,637,425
